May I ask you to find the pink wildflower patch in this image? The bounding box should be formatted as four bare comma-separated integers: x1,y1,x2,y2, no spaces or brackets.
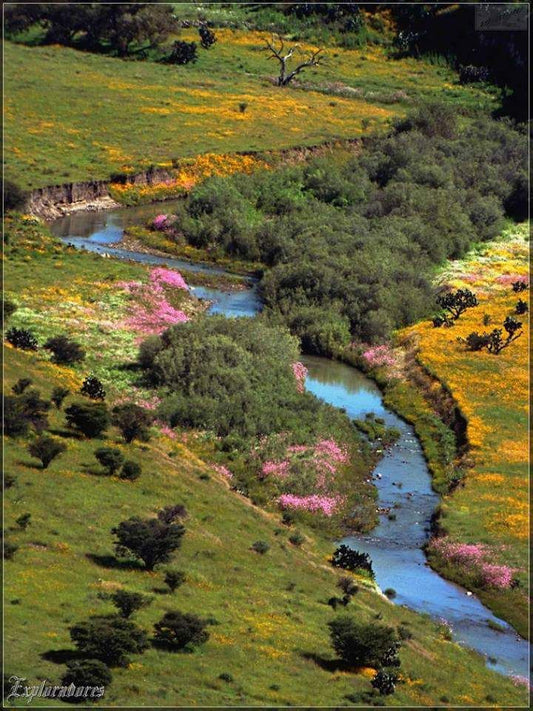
292,361,308,393
153,214,168,230
278,494,342,517
150,267,188,290
261,460,290,479
213,464,233,480
157,422,177,439
362,344,396,368
430,538,516,590
495,274,528,286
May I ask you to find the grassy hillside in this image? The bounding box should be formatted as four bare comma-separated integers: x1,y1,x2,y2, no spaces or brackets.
3,216,528,707
4,28,498,190
399,224,529,636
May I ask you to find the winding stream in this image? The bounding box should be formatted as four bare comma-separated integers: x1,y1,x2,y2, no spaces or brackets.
50,205,529,679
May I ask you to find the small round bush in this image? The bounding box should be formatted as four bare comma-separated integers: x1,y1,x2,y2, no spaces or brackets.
81,375,106,400
28,434,67,469
120,461,142,481
6,327,38,351
3,540,18,560
95,447,125,476
12,378,32,395
61,659,112,700
218,672,233,683
153,611,209,651
44,335,85,364
289,532,304,547
384,588,397,599
164,568,186,593
251,540,270,554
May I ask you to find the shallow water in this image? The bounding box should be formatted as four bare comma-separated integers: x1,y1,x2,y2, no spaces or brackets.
51,204,530,679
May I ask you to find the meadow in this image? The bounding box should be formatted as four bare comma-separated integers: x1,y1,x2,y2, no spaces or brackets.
4,28,498,190
3,215,529,707
398,224,529,637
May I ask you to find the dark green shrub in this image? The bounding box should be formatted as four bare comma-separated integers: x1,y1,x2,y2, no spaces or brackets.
4,390,50,436
12,378,32,395
28,434,67,469
371,669,399,695
44,335,85,364
65,402,110,438
15,513,31,530
6,327,38,351
289,532,304,547
81,375,106,400
331,545,374,577
3,540,18,560
69,615,148,667
119,461,142,481
218,672,233,683
251,540,270,554
512,280,528,293
153,611,209,651
111,403,153,443
199,24,216,49
516,299,528,314
337,576,359,598
3,179,27,211
51,386,70,409
4,474,17,489
436,289,478,321
110,590,152,619
166,40,197,65
112,511,185,570
94,447,125,476
61,659,111,702
164,568,186,593
384,588,396,599
465,331,490,352
1,297,17,327
328,617,400,667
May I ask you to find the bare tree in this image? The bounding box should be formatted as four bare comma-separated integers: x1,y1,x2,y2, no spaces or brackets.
263,34,325,86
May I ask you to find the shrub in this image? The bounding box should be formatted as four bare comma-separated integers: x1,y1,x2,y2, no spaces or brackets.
112,511,185,570
289,531,304,547
1,297,17,327
218,672,233,683
44,335,85,364
164,568,186,593
4,390,50,436
3,179,27,211
81,375,106,400
251,540,270,554
61,659,112,700
51,386,70,409
110,590,152,619
15,513,31,530
4,474,17,489
512,280,528,293
153,611,209,651
371,669,399,695
199,24,216,49
516,299,528,314
459,64,490,84
328,617,400,667
331,545,374,577
69,615,148,667
6,327,38,351
111,403,153,443
65,402,110,438
28,434,67,469
337,576,359,598
12,378,32,395
436,289,478,321
166,40,197,65
94,447,125,476
119,461,142,481
384,588,396,599
3,540,18,560
465,331,490,352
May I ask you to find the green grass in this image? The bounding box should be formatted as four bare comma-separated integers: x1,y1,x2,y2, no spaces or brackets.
3,218,529,707
4,29,498,190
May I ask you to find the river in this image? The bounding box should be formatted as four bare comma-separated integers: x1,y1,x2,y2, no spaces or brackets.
50,205,529,679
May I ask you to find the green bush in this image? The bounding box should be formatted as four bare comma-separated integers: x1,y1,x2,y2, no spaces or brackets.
251,540,270,554
112,510,185,570
164,568,186,593
6,327,38,351
331,545,374,576
328,617,400,667
65,402,110,438
51,386,70,409
153,611,209,651
69,615,148,667
80,375,106,400
4,390,50,437
28,435,66,469
94,447,125,476
44,335,85,364
119,461,142,481
110,590,152,619
61,659,112,700
111,403,152,443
